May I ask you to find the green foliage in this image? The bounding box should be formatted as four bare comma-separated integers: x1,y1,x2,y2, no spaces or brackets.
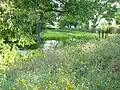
0,36,120,89
0,0,119,47
0,1,36,47
100,21,109,31
69,37,120,89
58,13,78,28
0,0,120,89
0,46,76,90
115,10,120,24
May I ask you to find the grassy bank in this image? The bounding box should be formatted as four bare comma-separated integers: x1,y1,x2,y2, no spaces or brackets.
0,35,120,89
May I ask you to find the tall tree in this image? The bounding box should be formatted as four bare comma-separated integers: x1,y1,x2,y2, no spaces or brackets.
0,0,120,48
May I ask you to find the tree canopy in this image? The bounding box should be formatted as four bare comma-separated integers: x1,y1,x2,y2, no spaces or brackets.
0,0,120,47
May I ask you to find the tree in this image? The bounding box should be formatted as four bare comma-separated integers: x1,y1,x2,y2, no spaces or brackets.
0,0,65,48
115,9,120,24
0,0,120,49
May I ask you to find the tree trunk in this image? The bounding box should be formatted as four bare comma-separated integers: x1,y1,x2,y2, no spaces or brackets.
36,12,44,48
98,30,101,39
36,22,41,43
102,30,104,38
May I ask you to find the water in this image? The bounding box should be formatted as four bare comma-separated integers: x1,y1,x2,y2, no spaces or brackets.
43,40,62,51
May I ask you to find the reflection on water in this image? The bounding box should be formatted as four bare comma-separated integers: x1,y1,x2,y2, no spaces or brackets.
43,40,62,51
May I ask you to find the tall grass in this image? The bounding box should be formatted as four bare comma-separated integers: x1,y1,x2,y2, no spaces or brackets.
0,36,120,89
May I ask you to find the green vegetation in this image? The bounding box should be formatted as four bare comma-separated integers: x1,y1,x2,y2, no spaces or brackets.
0,36,120,89
0,0,120,90
41,30,96,41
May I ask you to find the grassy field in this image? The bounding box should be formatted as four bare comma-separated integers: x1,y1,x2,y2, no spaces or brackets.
40,29,96,41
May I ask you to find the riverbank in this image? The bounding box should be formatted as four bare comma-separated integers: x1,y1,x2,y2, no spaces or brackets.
0,35,120,89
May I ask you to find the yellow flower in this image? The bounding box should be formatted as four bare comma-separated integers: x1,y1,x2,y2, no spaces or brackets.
49,81,52,84
48,64,50,67
96,80,98,84
33,86,38,90
12,87,16,90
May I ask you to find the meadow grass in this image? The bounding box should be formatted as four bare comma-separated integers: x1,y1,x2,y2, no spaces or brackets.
1,36,120,90
40,29,96,41
0,29,120,90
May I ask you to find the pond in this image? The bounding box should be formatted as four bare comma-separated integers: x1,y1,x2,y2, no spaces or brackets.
43,40,62,51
